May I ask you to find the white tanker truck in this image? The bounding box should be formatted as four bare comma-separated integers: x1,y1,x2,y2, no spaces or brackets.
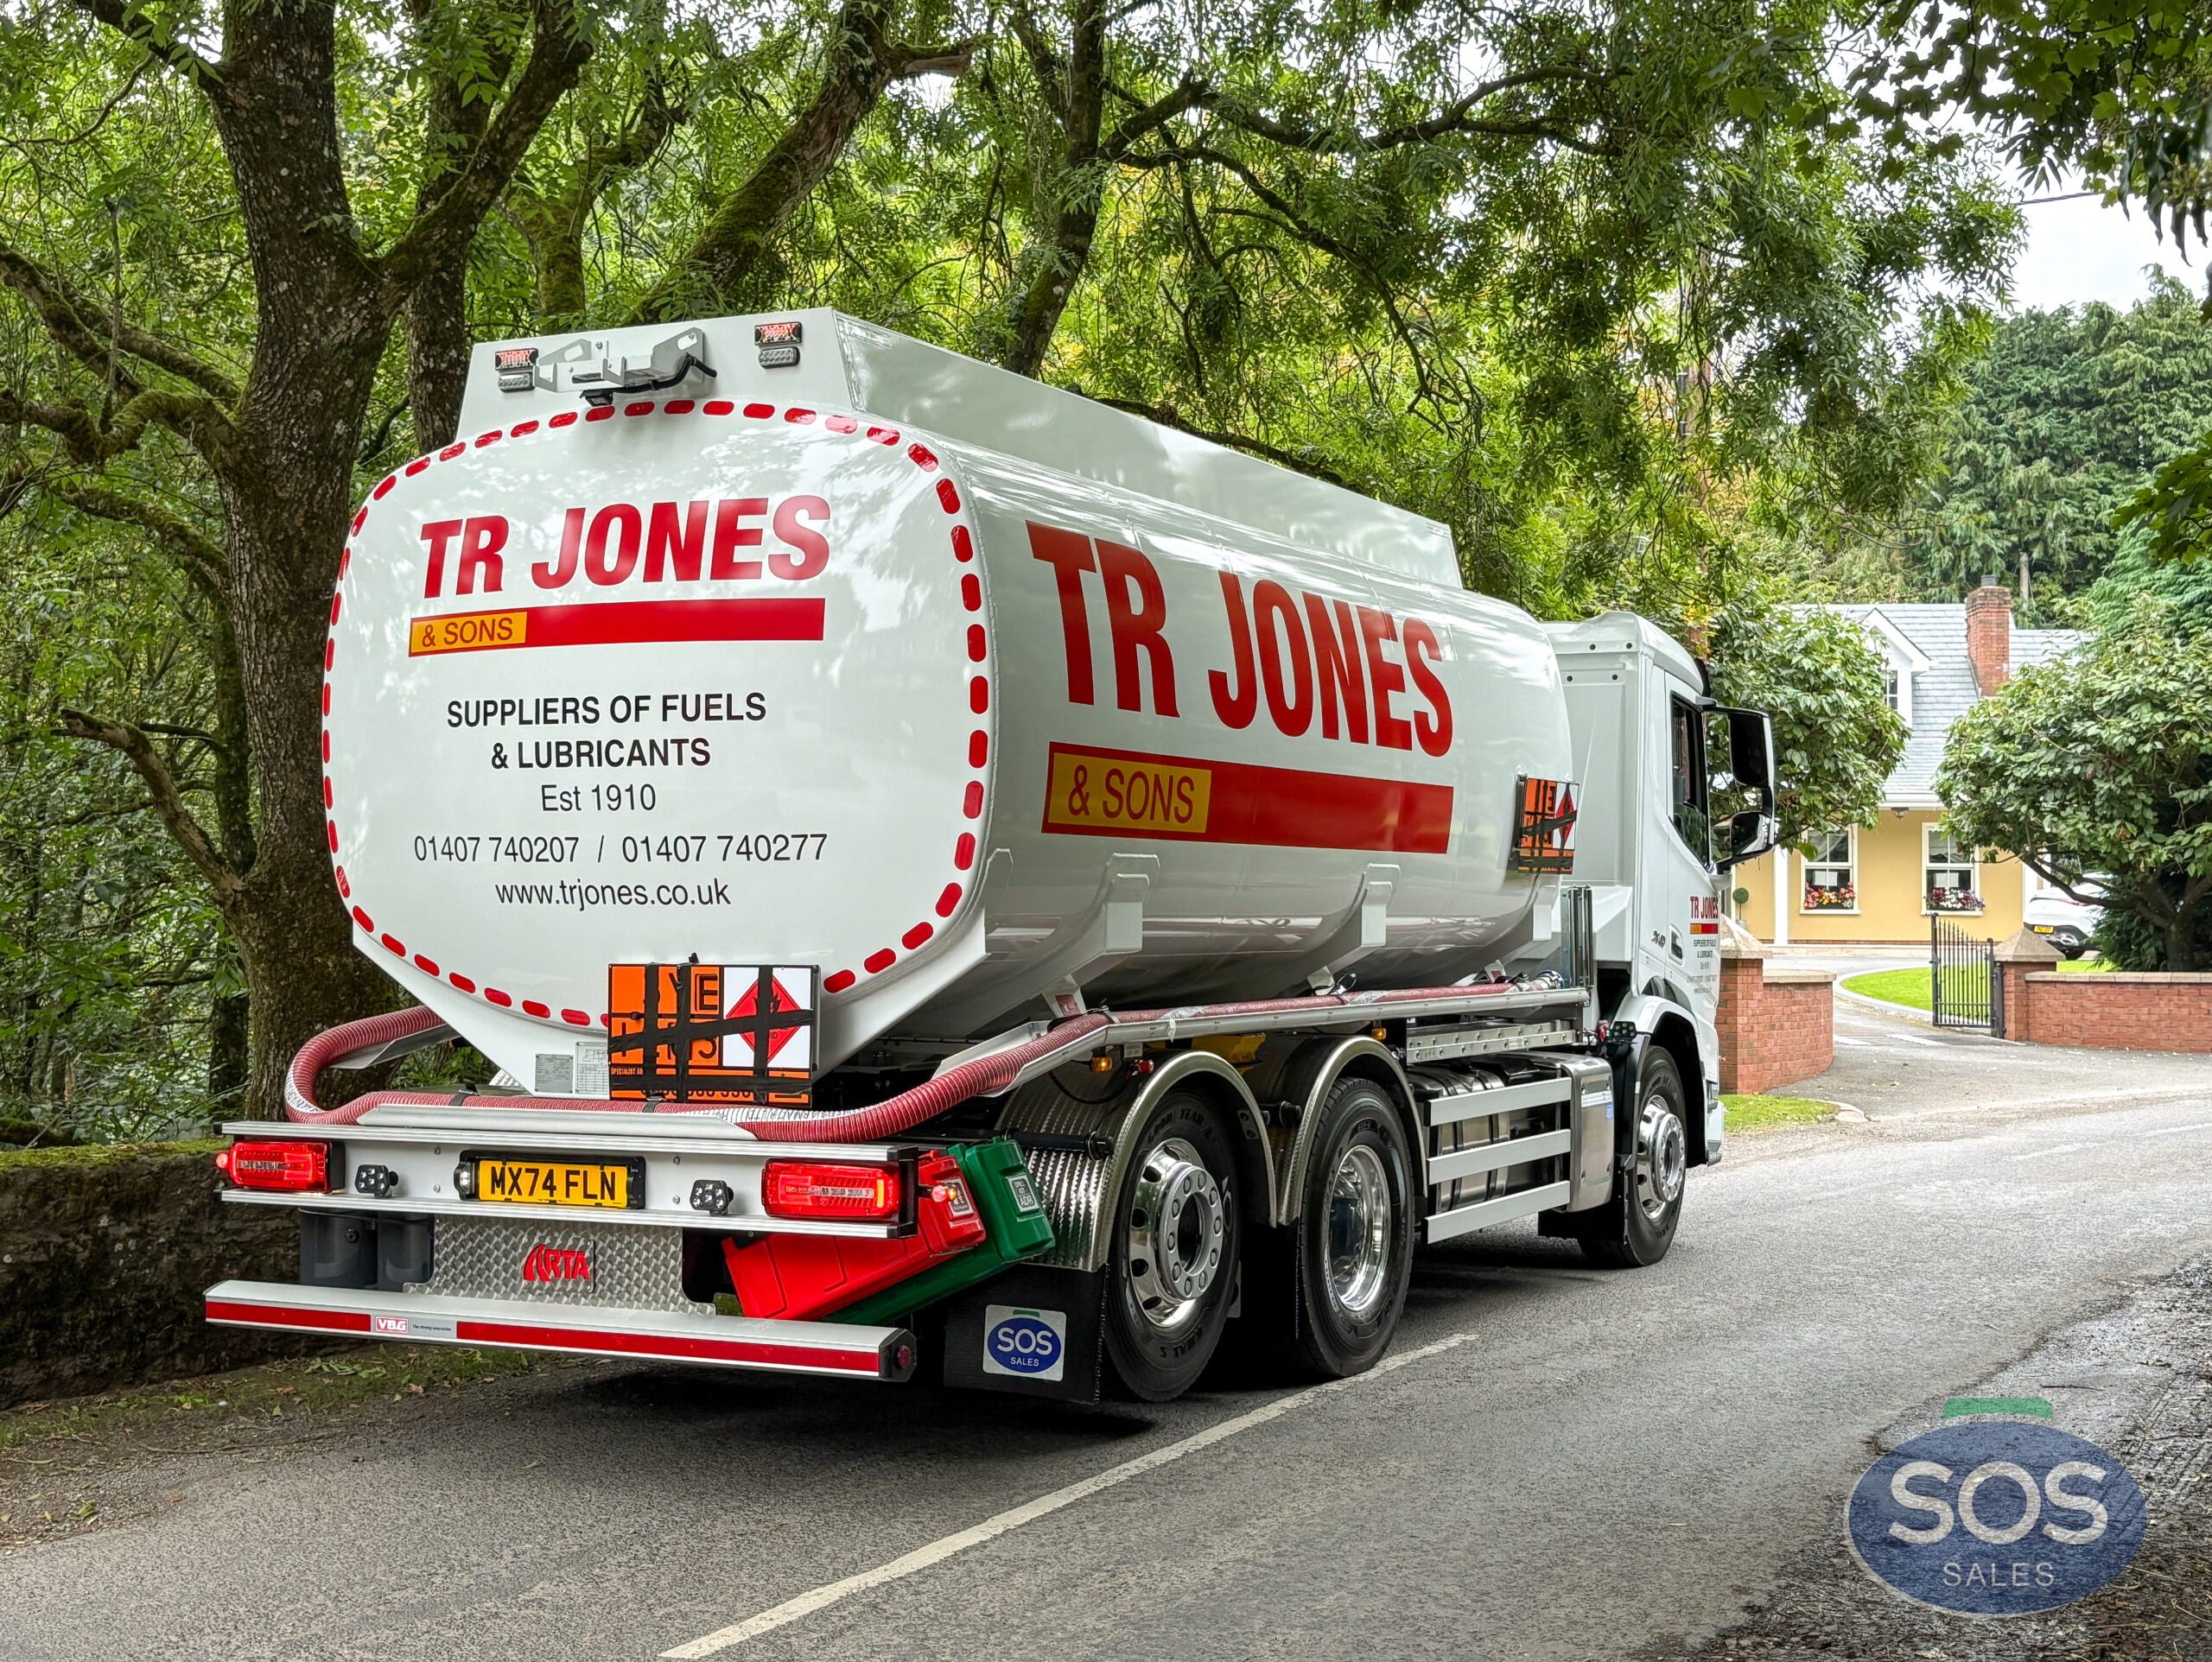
205,310,1778,1401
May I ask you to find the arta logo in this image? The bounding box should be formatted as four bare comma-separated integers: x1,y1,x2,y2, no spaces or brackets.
520,1243,592,1284
1847,1401,2147,1614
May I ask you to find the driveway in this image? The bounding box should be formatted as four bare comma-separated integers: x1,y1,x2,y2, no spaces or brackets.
1796,968,2209,1125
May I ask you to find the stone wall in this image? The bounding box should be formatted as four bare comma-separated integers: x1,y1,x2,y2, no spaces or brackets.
1716,929,1836,1094
0,1141,312,1407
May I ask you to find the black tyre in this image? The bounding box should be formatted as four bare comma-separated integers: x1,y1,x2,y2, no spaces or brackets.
1103,1090,1242,1401
1580,1047,1688,1269
1286,1077,1415,1378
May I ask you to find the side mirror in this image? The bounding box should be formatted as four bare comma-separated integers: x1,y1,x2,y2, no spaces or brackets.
1720,809,1778,870
1726,708,1773,789
1707,707,1778,870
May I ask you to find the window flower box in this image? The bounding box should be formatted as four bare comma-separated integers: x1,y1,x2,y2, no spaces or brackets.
1803,884,1856,910
1926,886,1984,914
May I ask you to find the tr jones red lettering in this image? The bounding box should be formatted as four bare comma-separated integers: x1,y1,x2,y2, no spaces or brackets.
421,498,832,599
1210,573,1452,757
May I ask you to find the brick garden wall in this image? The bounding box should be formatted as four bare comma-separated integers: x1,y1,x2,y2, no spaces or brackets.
1717,954,1836,1094
2000,969,2212,1053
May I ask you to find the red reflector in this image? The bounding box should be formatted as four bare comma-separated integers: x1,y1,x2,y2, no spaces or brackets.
217,1139,331,1192
761,1161,900,1221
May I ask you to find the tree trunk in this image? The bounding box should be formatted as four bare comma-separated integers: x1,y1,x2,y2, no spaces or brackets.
406,261,474,451
218,381,398,1115
626,0,915,324
207,986,249,1119
1001,0,1107,378
2170,902,2200,973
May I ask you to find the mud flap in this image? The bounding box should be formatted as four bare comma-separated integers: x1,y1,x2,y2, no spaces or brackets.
938,1265,1106,1402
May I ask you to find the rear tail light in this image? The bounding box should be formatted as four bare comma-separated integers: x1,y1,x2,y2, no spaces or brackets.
216,1139,332,1193
761,1160,901,1220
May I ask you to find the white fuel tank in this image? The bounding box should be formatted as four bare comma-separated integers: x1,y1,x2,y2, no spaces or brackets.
323,312,1573,1088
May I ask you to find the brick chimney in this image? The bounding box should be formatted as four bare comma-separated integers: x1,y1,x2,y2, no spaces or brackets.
1965,577,2012,696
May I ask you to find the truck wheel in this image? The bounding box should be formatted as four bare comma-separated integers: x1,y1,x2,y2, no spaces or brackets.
1287,1077,1414,1378
1103,1091,1241,1401
1580,1049,1688,1269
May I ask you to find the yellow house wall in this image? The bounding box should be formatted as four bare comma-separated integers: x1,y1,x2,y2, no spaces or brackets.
1726,812,2027,943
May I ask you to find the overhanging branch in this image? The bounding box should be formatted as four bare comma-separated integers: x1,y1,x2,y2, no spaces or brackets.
1211,66,1611,155
0,385,231,466
0,240,242,405
67,0,224,90
378,0,595,303
39,475,227,589
55,708,244,903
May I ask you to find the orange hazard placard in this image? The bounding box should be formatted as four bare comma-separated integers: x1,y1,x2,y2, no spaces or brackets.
1509,775,1578,873
606,962,817,1105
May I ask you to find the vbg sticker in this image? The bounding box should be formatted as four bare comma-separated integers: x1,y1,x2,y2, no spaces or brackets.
982,1304,1065,1383
1847,1402,2146,1614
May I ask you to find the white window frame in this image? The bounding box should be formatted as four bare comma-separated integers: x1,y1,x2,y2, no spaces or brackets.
1923,823,1982,916
1859,609,1926,728
1800,827,1859,915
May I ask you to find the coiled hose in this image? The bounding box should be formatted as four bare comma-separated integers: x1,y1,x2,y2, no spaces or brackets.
284,980,1522,1144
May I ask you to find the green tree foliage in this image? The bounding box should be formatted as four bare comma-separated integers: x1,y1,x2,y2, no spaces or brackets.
1857,0,2212,251
1938,606,2212,971
1707,593,1906,847
2114,416,2212,564
2088,523,2212,632
1858,0,2212,613
0,0,2011,1126
1902,279,2212,619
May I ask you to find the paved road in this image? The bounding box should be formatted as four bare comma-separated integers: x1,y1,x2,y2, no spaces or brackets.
3,1018,2207,1662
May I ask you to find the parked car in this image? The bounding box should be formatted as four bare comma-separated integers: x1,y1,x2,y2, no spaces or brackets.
2024,890,2101,959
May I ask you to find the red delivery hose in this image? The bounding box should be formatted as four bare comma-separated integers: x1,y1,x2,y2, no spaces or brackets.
284,980,1525,1142
285,1004,1109,1138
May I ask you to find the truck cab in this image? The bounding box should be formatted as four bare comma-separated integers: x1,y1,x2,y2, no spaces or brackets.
1544,614,1778,1166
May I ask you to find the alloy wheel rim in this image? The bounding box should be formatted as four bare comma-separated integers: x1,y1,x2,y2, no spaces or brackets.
1125,1136,1226,1335
1325,1141,1393,1318
1635,1092,1688,1221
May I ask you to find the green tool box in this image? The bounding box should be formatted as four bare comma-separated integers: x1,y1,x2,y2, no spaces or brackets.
833,1137,1055,1325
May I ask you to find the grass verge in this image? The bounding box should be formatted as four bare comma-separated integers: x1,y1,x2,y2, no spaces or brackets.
1722,1094,1837,1133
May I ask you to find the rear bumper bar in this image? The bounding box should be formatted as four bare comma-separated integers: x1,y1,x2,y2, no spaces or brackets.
204,1280,916,1381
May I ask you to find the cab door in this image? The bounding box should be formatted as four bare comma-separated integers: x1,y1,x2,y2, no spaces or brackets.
1637,679,1722,1023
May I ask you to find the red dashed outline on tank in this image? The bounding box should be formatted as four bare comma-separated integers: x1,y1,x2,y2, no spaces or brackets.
325,399,991,1028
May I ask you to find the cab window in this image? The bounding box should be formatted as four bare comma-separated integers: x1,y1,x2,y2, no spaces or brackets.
1669,696,1709,859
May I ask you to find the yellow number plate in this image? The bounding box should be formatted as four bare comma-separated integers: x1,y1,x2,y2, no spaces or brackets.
475,1158,632,1208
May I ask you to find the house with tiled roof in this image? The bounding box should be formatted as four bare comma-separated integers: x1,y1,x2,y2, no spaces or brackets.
1734,583,2087,945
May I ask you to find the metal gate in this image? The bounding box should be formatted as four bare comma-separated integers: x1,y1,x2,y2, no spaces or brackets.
1930,917,2001,1032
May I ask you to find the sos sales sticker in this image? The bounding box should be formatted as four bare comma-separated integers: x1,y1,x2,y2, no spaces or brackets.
1847,1412,2147,1614
982,1305,1066,1383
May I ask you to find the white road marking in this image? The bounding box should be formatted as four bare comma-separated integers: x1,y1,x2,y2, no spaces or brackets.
2136,1120,2212,1139
1910,1085,2208,1120
660,1329,1480,1658
2012,1141,2092,1161
1889,1034,1946,1048
1834,1037,1871,1048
